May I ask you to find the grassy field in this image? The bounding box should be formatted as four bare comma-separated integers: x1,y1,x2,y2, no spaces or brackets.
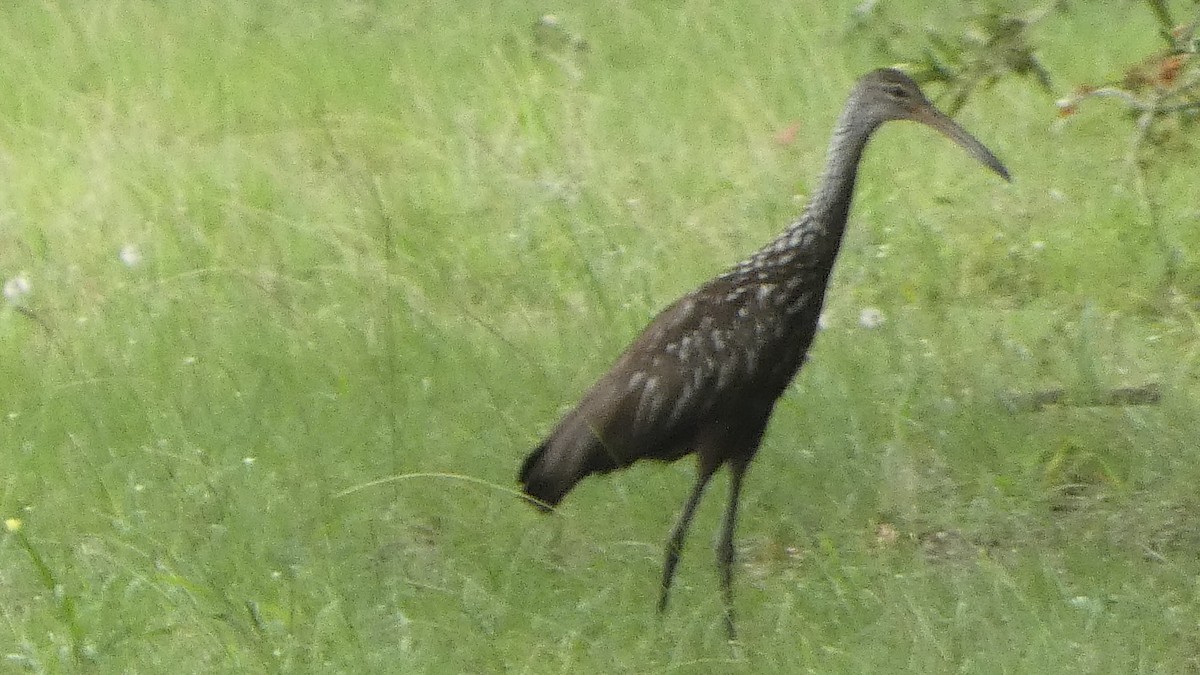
2,1,1199,672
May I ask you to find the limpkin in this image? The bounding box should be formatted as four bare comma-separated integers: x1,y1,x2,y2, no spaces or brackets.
519,68,1009,638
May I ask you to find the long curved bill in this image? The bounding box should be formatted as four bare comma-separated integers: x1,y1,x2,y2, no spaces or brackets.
912,106,1011,182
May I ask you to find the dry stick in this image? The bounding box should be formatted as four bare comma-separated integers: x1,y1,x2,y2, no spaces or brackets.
1001,383,1162,413
1073,82,1200,115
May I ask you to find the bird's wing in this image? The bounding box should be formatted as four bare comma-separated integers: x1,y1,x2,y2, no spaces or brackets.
574,283,782,457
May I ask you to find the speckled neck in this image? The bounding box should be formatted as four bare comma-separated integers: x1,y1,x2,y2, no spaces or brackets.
726,87,881,280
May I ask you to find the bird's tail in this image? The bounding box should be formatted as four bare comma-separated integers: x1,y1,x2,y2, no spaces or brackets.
518,440,566,512
518,417,614,511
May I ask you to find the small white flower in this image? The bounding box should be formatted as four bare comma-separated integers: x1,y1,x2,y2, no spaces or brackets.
1031,240,1046,252
3,274,30,302
119,244,142,267
242,457,256,466
858,307,885,329
1068,595,1094,609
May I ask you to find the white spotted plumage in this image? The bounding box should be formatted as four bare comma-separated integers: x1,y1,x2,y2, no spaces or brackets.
519,68,1010,640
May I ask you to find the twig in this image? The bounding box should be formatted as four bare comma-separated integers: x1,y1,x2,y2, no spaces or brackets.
1069,85,1200,115
1001,383,1162,413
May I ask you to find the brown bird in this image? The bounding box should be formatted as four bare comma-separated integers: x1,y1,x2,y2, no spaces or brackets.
519,68,1009,638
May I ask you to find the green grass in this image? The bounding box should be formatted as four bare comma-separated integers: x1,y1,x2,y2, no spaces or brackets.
2,0,1199,672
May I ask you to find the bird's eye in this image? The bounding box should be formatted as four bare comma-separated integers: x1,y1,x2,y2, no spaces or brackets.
883,84,909,100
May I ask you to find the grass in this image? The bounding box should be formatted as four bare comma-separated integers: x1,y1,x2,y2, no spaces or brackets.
1,0,1199,672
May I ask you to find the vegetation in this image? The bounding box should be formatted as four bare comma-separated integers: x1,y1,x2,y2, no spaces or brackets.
1,1,1198,672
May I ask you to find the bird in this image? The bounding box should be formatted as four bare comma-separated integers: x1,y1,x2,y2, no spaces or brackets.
518,68,1009,639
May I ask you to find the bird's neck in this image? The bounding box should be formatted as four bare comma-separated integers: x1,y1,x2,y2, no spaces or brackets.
729,99,879,279
804,106,877,244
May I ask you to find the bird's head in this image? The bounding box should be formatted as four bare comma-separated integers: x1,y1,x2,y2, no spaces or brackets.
854,68,1010,181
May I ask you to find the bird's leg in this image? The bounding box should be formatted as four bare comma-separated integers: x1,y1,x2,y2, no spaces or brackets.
717,458,748,640
658,460,719,615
